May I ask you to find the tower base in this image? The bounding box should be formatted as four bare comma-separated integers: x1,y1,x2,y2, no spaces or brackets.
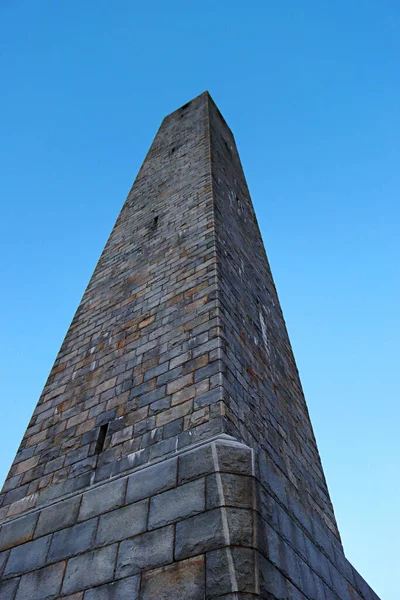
0,435,378,599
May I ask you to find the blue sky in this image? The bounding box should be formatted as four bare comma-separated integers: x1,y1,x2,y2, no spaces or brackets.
1,2,399,597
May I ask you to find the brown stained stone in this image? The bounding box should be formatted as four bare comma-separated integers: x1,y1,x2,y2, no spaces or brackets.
141,555,205,600
166,374,194,395
25,430,47,448
184,296,209,314
14,456,39,476
184,281,209,298
155,400,193,427
184,406,210,429
138,315,156,330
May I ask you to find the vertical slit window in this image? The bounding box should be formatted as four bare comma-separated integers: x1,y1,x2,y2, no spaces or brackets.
95,423,108,454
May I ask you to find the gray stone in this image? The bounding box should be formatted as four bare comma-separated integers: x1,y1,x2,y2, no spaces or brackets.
125,458,177,503
84,575,139,599
0,549,9,577
0,578,19,600
304,533,332,587
207,596,257,600
95,500,148,545
78,477,127,522
140,555,205,600
48,518,97,562
148,478,204,529
227,508,254,547
116,525,174,578
206,473,253,509
328,562,353,600
15,561,65,600
35,495,80,537
62,545,117,595
0,511,38,551
216,442,253,476
4,535,51,576
277,504,308,562
178,443,214,484
175,508,225,560
206,547,256,596
259,554,289,600
0,91,381,600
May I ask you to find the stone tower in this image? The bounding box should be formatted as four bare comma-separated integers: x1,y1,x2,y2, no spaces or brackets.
0,92,379,600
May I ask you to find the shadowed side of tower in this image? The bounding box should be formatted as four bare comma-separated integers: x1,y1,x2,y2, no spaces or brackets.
0,93,380,600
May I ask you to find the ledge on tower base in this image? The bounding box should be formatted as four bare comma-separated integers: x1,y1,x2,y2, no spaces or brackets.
0,434,378,600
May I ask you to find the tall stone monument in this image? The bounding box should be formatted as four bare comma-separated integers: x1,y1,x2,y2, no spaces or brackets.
0,92,380,599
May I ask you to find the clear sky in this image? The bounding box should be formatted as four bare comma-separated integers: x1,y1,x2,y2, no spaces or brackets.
1,2,398,597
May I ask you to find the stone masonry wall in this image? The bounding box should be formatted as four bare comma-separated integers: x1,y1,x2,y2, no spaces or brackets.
208,96,340,544
0,437,378,600
0,92,380,599
0,93,227,521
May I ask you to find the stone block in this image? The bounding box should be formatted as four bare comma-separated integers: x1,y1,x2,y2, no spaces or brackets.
304,533,332,588
206,596,257,600
0,578,19,600
175,508,225,560
84,575,139,599
178,443,215,484
206,547,256,596
259,553,289,600
206,473,253,509
78,477,127,521
140,555,205,600
35,495,80,537
126,457,177,503
0,549,9,577
116,525,174,578
95,499,148,545
62,545,118,595
0,511,38,551
15,561,65,600
48,518,97,562
328,562,353,600
148,478,205,529
4,534,51,576
216,441,253,476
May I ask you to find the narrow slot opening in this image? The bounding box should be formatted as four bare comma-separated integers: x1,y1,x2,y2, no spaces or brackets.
152,215,159,230
95,423,108,454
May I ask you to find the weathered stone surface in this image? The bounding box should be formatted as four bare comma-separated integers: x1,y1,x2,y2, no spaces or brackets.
84,575,140,599
178,444,215,484
126,458,177,504
148,478,205,529
116,525,174,578
206,547,256,596
62,546,117,595
259,553,289,600
206,473,253,509
78,478,126,522
35,496,80,537
95,500,148,545
141,555,205,600
48,519,97,562
175,508,225,560
0,512,38,551
15,561,65,600
216,443,253,477
0,577,19,600
0,92,380,600
0,549,9,577
4,534,51,576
